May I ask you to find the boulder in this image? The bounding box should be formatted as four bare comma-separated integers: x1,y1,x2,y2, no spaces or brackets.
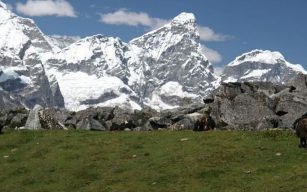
173,112,203,130
148,117,172,129
24,105,65,130
9,113,28,129
205,82,288,130
0,107,29,130
256,116,281,130
24,105,43,130
275,94,307,128
76,116,106,131
287,73,307,92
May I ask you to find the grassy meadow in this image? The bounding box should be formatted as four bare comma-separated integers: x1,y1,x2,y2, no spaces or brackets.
0,130,306,192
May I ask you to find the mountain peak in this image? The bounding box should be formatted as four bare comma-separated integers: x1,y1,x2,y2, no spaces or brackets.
0,0,12,22
222,49,306,84
230,49,286,66
0,0,7,9
171,12,196,25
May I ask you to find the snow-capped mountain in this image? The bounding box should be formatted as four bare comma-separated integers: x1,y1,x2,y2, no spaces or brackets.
46,35,81,50
221,49,306,84
44,35,140,111
0,1,64,109
44,12,218,111
127,13,218,110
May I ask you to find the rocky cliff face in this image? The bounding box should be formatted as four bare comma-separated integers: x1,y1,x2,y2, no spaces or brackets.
127,13,218,111
0,1,64,109
221,50,306,84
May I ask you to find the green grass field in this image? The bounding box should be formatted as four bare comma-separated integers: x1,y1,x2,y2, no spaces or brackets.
0,130,306,192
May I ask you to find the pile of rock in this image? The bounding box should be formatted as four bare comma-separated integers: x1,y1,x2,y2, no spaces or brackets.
21,105,160,131
204,74,307,130
0,107,28,131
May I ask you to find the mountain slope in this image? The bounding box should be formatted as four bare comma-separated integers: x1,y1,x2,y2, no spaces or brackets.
127,13,218,110
46,35,80,50
221,49,306,84
44,12,218,111
0,1,64,109
44,35,140,111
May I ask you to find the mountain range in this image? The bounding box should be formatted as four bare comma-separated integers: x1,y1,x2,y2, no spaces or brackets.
0,1,305,111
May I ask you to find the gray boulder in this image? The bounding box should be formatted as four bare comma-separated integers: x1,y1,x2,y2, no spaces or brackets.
24,105,43,130
0,107,29,131
206,82,281,130
9,113,28,129
76,116,106,131
286,73,307,92
24,105,65,130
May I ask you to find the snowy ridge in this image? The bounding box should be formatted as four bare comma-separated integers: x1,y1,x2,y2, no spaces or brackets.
222,49,307,84
46,35,80,50
0,0,11,23
229,49,285,66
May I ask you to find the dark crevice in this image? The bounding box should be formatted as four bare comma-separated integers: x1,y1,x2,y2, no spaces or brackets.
203,98,214,104
289,86,296,93
276,111,288,116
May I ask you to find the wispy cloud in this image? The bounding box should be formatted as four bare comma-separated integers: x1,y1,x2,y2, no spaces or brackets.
201,45,223,64
100,9,231,42
16,0,77,17
198,26,231,42
213,66,225,76
100,9,168,30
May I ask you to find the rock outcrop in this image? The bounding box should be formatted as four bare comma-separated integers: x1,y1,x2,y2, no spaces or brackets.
204,75,307,130
24,105,65,130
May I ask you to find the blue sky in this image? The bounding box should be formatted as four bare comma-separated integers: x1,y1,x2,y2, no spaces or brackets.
4,0,307,71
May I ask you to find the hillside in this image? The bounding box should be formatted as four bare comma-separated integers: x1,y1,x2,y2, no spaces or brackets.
0,130,306,192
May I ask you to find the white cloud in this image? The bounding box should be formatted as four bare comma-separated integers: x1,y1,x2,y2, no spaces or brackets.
100,9,168,30
100,9,231,42
213,66,225,76
16,0,77,17
197,26,230,42
201,45,222,64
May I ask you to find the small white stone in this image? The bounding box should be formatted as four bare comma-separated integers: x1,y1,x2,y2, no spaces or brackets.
180,138,189,142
